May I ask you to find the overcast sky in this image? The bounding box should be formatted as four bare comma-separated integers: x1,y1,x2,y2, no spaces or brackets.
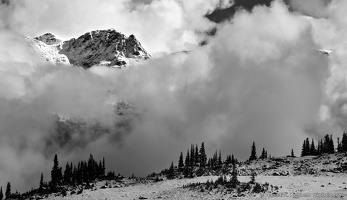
0,0,347,192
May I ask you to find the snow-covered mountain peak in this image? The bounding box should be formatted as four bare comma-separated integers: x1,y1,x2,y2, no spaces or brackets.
28,29,150,68
60,29,150,68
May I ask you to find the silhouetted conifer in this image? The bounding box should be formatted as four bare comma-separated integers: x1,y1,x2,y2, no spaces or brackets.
195,144,199,165
249,141,257,161
190,144,195,167
167,161,175,179
51,154,61,186
0,186,3,200
260,148,266,159
218,151,222,168
301,140,306,156
305,138,310,155
178,152,184,172
5,182,11,199
88,154,96,181
39,173,44,192
199,142,207,168
102,157,106,177
342,132,347,152
230,162,239,188
184,150,190,177
291,149,294,157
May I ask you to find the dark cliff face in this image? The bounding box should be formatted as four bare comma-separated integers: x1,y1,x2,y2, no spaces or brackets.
59,29,150,68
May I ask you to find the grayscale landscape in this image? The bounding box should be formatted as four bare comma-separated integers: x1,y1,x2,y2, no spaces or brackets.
0,0,347,199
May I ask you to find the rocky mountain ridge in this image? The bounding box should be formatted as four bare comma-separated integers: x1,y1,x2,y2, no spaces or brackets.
28,29,150,68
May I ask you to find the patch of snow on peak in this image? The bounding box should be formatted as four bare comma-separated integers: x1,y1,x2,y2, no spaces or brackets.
27,37,70,65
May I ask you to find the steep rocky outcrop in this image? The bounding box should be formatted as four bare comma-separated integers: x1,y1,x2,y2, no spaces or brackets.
60,29,150,68
29,29,150,68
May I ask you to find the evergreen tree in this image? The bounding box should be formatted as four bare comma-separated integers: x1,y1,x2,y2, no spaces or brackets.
342,132,347,152
82,161,89,183
230,162,239,188
260,148,266,159
199,142,207,168
98,161,103,178
72,166,77,183
5,182,10,199
301,140,306,157
231,154,235,164
0,186,3,200
178,152,184,172
190,144,195,167
249,141,257,161
39,173,44,192
225,155,231,165
291,149,294,157
167,161,175,179
184,150,190,177
88,154,96,181
102,157,106,177
195,144,199,165
218,151,222,168
64,162,72,184
51,154,61,186
305,138,310,155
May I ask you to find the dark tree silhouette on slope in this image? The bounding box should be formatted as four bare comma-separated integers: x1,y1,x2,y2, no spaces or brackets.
184,150,190,177
178,152,184,172
291,149,294,157
229,162,239,188
51,154,62,186
0,186,3,200
199,142,207,168
195,144,199,165
5,182,11,199
249,141,257,161
260,148,267,159
167,161,175,179
39,173,44,193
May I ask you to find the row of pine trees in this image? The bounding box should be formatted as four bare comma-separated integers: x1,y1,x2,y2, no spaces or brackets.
49,154,106,188
166,142,240,179
165,141,270,179
301,132,347,156
0,182,20,200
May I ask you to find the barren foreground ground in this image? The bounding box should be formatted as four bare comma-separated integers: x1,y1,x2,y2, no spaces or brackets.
46,175,347,200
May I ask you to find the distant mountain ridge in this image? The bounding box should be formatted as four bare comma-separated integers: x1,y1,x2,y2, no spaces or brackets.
28,29,151,68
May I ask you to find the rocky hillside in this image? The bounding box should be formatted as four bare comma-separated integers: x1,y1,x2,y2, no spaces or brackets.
238,153,347,177
28,29,150,68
